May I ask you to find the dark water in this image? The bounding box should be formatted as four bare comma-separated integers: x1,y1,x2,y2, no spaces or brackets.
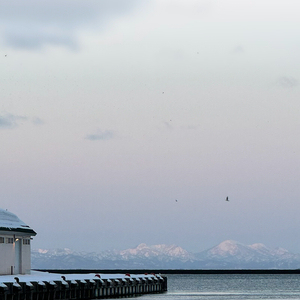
141,274,300,300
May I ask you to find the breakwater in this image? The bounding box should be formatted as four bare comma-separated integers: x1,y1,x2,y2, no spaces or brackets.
0,271,167,300
37,268,300,274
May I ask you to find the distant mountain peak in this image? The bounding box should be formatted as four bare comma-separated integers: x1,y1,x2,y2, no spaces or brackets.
136,243,148,250
37,249,49,254
249,243,268,250
32,240,300,270
118,243,193,260
217,239,241,248
272,247,290,256
208,240,247,256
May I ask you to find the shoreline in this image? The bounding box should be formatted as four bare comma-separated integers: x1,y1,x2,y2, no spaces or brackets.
34,269,300,274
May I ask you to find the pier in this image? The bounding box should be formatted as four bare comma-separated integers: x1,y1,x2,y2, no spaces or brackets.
0,271,167,300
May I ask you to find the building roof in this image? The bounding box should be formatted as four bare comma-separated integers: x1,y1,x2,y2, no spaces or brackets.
0,209,36,236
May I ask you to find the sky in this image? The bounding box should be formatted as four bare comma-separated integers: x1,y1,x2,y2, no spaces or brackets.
1,0,300,254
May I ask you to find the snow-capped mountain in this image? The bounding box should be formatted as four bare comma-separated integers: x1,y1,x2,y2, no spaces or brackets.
31,240,300,270
32,243,196,269
196,240,300,269
119,243,194,260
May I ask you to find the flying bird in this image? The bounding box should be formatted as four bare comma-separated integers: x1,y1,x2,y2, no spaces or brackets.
226,197,229,201
175,199,178,202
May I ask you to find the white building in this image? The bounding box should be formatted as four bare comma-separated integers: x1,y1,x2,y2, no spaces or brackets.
0,208,36,275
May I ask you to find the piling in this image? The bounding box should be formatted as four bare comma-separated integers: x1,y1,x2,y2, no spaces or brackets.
0,272,167,300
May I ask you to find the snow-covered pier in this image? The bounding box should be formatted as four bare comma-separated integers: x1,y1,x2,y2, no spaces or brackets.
0,271,167,300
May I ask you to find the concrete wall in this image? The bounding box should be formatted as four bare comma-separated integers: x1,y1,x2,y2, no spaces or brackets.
21,238,31,274
0,232,32,275
0,237,14,275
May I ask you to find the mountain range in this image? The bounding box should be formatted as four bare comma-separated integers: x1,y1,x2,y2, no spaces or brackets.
31,240,300,269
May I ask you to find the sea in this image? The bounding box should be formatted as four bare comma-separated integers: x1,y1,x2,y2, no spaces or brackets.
140,273,300,300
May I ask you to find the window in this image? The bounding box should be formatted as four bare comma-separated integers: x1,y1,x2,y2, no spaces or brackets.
23,239,30,245
6,237,13,244
0,237,4,243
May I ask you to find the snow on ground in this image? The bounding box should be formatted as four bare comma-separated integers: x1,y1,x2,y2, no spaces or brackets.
0,270,161,284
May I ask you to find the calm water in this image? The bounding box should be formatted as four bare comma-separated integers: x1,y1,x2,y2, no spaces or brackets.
140,274,300,300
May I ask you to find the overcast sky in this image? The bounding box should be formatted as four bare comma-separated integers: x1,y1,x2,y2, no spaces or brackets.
1,0,300,253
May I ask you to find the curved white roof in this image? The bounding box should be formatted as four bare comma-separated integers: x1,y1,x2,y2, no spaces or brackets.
0,208,36,235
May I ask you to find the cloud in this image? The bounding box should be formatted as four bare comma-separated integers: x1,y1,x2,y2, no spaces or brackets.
163,121,174,131
276,76,298,88
159,0,212,17
85,129,115,141
31,117,45,125
0,0,141,50
0,113,27,129
232,45,244,54
4,27,78,50
181,125,198,130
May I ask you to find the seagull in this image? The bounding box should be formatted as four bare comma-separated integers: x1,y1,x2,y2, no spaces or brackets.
226,197,229,201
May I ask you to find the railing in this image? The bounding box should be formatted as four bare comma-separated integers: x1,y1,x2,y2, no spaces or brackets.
0,273,167,300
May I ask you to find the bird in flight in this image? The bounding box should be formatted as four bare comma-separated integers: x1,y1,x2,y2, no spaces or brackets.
175,199,178,202
226,197,229,201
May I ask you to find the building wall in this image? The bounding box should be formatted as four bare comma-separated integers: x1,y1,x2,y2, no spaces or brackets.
0,235,15,275
21,237,31,274
0,232,32,275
